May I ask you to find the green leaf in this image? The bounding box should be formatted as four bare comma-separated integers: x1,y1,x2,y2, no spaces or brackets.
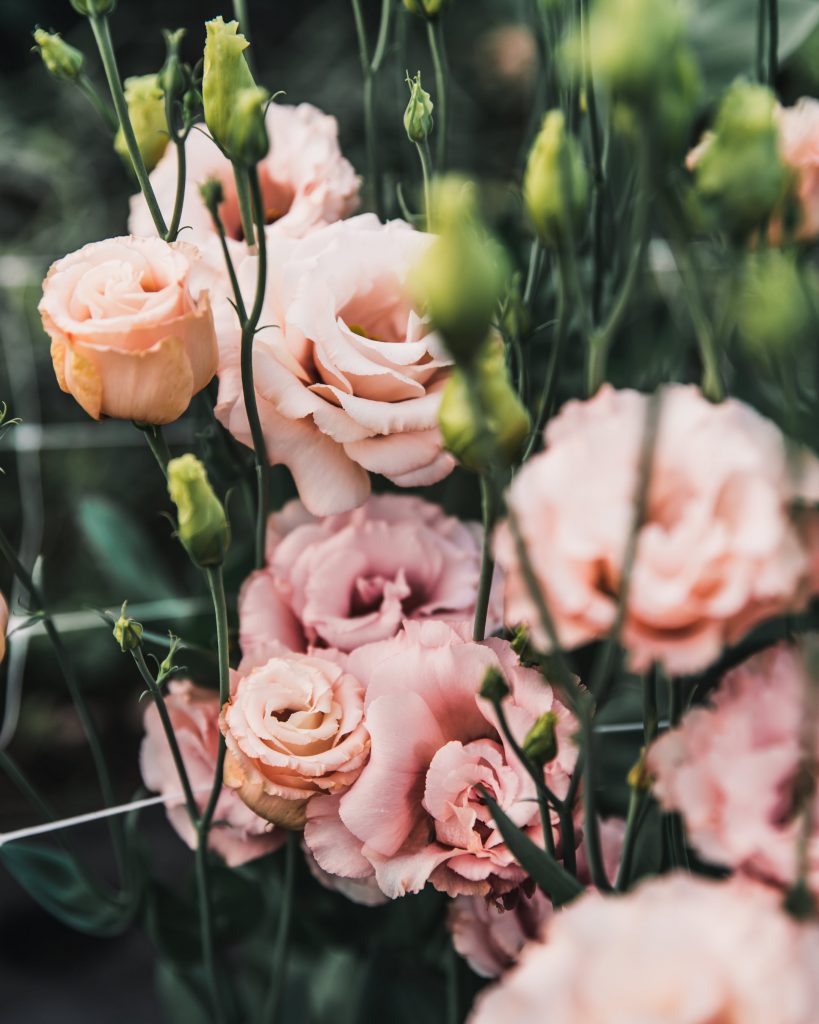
0,842,138,936
481,791,584,906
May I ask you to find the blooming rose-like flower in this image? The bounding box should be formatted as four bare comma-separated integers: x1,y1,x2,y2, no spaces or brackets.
649,644,819,893
0,591,8,664
220,645,369,829
469,873,819,1024
239,494,501,659
39,236,218,423
304,621,578,899
494,384,819,675
449,888,553,979
129,102,360,243
214,215,455,516
140,679,281,867
776,98,819,240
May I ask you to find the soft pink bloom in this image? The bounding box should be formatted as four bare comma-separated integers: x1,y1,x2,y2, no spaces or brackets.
495,384,819,675
140,679,281,867
214,215,455,516
469,873,819,1024
449,888,552,979
304,621,578,900
220,645,369,829
0,591,8,663
129,103,360,244
776,99,819,240
649,643,819,893
39,236,218,423
239,494,501,659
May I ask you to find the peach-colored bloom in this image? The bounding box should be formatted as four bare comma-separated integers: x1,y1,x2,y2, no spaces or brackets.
449,888,552,979
239,494,501,660
140,679,281,867
220,645,369,830
39,236,218,424
469,874,819,1024
304,621,578,900
649,643,819,894
495,384,819,675
214,215,455,516
129,102,360,244
776,99,819,240
0,591,8,663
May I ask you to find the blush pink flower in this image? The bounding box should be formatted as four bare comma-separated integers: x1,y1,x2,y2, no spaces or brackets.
304,621,578,900
129,102,360,244
449,888,553,979
495,384,819,675
214,215,455,516
39,236,218,424
220,646,369,830
649,643,819,893
239,494,501,659
469,873,819,1024
775,98,819,240
140,679,282,867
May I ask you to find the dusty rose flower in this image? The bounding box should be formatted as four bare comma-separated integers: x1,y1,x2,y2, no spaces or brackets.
140,679,281,867
649,643,819,893
129,102,360,244
0,591,8,664
449,888,552,979
304,621,578,899
239,494,501,659
39,236,218,423
469,873,819,1024
214,215,455,516
776,98,819,240
220,645,369,830
495,384,819,675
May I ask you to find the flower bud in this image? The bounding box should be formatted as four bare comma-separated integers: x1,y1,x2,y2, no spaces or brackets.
479,666,510,703
113,602,143,653
524,110,588,248
694,80,786,236
202,17,260,162
222,85,270,166
158,634,183,680
159,29,187,105
411,176,509,363
438,337,530,472
523,711,559,766
113,74,169,174
404,71,434,143
199,176,225,215
736,251,819,364
627,749,652,791
167,454,230,567
32,29,84,82
70,0,117,15
403,0,448,18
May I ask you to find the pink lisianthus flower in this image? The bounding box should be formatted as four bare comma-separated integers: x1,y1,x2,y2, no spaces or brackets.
494,384,819,675
140,679,282,867
777,98,819,240
214,215,455,517
304,621,578,900
448,887,553,979
238,494,502,659
469,873,819,1024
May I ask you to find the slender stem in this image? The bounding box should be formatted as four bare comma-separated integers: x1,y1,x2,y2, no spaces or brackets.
137,423,172,477
351,0,383,219
614,786,648,890
0,750,58,821
756,0,767,83
76,73,118,132
232,0,255,74
427,18,448,170
261,833,297,1022
371,0,393,73
415,139,433,229
768,0,779,88
208,206,247,322
194,843,226,1024
579,0,605,323
472,478,496,642
578,708,612,891
165,138,187,243
642,667,659,745
233,162,257,247
88,14,167,237
522,240,543,308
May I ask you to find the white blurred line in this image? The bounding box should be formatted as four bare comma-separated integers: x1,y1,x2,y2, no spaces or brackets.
7,597,210,640
9,421,194,453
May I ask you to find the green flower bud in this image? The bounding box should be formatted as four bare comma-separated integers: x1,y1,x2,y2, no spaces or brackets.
403,0,448,18
167,454,230,567
113,602,143,653
404,71,434,144
438,338,530,473
411,176,509,363
70,0,117,15
524,110,588,249
199,176,225,214
627,748,651,791
202,17,259,160
479,666,510,703
158,634,183,680
694,79,787,236
522,711,559,766
159,29,188,104
736,252,819,364
222,85,270,166
113,74,169,173
32,29,84,82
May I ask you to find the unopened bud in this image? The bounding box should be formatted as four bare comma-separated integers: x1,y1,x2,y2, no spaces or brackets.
113,602,143,653
223,85,270,166
523,711,559,766
199,176,225,214
480,667,510,703
403,0,449,18
627,749,652,791
159,29,188,103
202,17,259,161
736,251,819,364
70,0,117,15
167,454,230,567
113,74,168,173
158,634,183,680
524,110,588,248
404,71,434,143
32,29,84,82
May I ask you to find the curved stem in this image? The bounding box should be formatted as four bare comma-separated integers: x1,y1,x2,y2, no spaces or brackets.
0,750,58,822
427,18,448,170
371,0,393,73
76,73,118,133
137,423,172,477
261,833,297,1022
472,478,496,642
165,138,187,243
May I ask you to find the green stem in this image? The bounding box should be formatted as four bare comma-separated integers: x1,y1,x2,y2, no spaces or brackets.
415,139,433,229
233,162,257,247
427,18,448,171
165,138,187,243
522,240,543,308
0,750,58,821
194,843,226,1024
76,72,118,132
768,0,778,88
88,14,167,237
614,786,648,890
232,0,255,74
261,833,297,1022
351,0,383,219
579,0,605,323
371,0,393,73
578,707,612,890
472,478,496,642
756,0,767,82
137,423,172,477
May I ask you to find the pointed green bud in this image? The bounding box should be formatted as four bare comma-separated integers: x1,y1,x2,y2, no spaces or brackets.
32,29,84,82
70,0,117,15
523,711,559,766
159,29,188,104
524,110,588,249
158,634,183,680
167,454,230,567
202,16,259,161
510,624,530,658
200,176,225,215
404,71,434,143
479,666,510,703
113,602,143,653
222,85,270,166
403,0,448,18
113,74,169,173
439,337,530,473
736,251,819,365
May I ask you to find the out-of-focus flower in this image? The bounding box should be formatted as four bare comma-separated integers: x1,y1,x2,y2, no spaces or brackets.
141,679,282,867
736,251,819,365
448,888,553,979
220,646,370,829
129,103,360,243
167,454,230,568
215,215,455,516
475,25,538,106
113,74,168,173
38,236,218,423
494,384,819,675
403,0,449,18
524,110,588,249
469,874,819,1024
0,592,8,664
776,97,819,241
238,494,502,660
32,29,84,82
